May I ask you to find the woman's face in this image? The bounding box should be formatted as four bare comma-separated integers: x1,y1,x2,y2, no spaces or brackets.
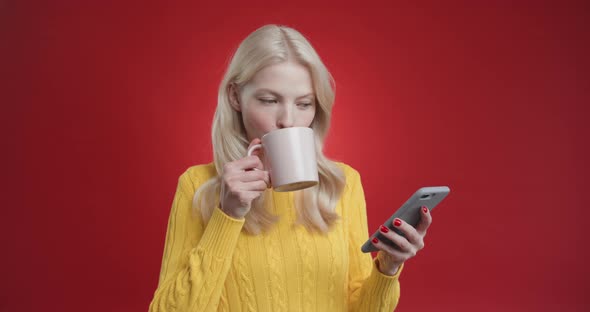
231,61,316,141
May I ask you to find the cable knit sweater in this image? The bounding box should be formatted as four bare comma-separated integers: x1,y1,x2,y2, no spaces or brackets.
149,162,403,312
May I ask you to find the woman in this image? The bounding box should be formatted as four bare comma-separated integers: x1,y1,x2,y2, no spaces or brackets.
149,24,432,312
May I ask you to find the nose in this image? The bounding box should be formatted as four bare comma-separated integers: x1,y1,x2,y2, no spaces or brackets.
277,106,295,128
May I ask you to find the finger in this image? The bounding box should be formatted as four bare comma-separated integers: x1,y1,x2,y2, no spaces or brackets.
389,219,421,245
250,148,265,159
239,180,269,192
415,205,433,235
231,190,265,207
377,225,414,253
235,170,270,184
225,155,264,172
242,190,265,202
370,237,407,259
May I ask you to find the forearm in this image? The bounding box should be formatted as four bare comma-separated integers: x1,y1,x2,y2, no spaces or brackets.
349,261,404,312
149,246,233,312
150,207,244,312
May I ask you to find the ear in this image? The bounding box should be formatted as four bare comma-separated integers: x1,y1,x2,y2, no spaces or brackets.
228,83,241,112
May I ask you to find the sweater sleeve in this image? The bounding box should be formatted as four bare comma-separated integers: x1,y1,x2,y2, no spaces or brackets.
346,167,404,312
149,170,245,312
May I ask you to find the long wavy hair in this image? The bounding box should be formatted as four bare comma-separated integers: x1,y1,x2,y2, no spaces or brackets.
193,24,344,234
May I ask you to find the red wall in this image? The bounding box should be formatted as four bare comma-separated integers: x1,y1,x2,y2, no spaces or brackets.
3,1,589,311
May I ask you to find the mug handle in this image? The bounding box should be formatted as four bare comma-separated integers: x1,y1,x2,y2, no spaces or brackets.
247,144,262,157
247,144,264,172
246,144,269,189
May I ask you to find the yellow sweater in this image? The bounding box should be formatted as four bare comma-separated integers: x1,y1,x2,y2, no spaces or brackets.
149,162,403,312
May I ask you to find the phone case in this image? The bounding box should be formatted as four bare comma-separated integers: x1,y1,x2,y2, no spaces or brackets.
361,186,450,253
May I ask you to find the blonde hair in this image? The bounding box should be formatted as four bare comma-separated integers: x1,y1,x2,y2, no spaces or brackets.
193,24,344,234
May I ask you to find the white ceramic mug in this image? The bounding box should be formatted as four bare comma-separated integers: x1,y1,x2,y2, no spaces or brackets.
247,127,319,192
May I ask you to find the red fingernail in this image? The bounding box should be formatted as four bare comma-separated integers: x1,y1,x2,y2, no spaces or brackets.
380,225,389,233
372,237,379,244
422,206,428,213
394,219,402,227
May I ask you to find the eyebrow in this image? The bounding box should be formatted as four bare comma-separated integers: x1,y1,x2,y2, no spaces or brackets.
255,88,315,100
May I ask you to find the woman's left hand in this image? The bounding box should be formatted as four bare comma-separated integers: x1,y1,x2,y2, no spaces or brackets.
372,206,433,276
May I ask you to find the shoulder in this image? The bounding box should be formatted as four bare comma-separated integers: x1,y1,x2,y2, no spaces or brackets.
184,162,217,181
333,161,361,182
333,162,366,215
332,161,363,194
177,162,217,192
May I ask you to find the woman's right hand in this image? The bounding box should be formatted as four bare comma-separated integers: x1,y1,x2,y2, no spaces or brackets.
219,138,270,219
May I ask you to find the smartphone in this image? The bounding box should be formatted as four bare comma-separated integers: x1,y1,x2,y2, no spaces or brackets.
361,186,450,253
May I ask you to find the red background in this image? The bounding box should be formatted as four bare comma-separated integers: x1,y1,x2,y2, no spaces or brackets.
3,0,589,311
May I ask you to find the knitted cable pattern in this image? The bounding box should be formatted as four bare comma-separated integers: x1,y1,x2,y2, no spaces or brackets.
190,249,215,310
328,220,347,311
235,240,256,312
218,291,228,312
265,227,287,312
294,223,315,311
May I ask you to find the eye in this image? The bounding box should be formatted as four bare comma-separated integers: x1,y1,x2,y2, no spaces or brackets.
297,102,314,109
259,98,277,104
